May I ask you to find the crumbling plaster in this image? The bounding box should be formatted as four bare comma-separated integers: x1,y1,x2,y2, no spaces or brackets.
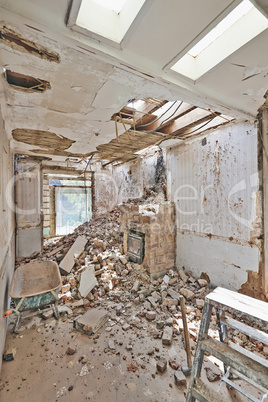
0,0,267,126
166,121,263,294
0,104,15,372
0,16,205,163
93,146,166,215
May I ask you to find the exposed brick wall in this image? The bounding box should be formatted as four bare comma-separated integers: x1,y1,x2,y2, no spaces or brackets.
120,202,175,278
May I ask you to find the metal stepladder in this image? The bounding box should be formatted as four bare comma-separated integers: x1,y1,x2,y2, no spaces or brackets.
186,287,268,402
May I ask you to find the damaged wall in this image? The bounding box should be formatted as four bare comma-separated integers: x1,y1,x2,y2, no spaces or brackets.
166,121,262,293
15,158,42,257
94,147,167,215
0,105,15,371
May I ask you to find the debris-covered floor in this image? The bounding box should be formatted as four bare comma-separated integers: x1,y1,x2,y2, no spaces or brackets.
1,200,267,401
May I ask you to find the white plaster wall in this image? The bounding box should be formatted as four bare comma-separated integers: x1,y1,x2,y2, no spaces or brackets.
15,159,42,257
94,147,162,215
166,121,260,290
112,148,160,204
0,105,15,372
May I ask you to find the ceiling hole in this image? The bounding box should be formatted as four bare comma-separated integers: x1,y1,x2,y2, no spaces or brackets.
4,70,51,92
0,26,60,62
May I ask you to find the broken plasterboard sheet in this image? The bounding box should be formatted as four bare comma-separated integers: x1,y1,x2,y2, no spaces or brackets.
74,309,108,335
59,236,87,275
78,265,98,298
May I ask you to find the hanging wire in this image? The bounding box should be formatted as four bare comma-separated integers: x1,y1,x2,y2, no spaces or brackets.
137,100,177,128
136,101,184,133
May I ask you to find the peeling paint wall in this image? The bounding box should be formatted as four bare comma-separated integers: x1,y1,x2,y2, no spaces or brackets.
166,121,262,292
15,158,42,257
0,105,15,372
94,147,166,215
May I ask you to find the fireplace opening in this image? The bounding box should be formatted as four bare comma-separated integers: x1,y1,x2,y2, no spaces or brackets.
127,230,145,264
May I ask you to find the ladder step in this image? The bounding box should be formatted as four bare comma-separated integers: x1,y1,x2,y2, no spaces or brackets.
220,316,268,346
192,378,229,402
201,337,268,389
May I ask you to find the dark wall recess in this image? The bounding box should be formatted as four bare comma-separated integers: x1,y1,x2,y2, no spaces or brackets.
4,70,51,92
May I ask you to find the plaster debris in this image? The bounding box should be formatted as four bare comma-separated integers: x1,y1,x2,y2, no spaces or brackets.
59,236,87,275
10,194,268,401
78,265,97,298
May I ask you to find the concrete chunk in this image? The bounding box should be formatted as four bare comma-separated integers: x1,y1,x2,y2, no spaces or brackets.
174,371,187,387
59,236,87,275
132,280,140,293
147,296,158,308
180,288,195,300
146,311,156,320
198,279,208,287
167,288,181,300
162,326,173,345
156,359,167,373
178,270,188,283
74,308,108,335
108,339,115,350
78,265,97,298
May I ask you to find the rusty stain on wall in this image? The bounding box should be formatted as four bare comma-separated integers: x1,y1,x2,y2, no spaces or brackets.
239,112,266,300
0,26,60,62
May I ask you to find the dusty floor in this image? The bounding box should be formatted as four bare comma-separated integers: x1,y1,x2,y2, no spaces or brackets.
1,307,263,402
1,309,190,401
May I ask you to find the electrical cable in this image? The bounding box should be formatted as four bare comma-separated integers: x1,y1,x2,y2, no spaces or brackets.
137,100,184,133
174,116,216,138
137,100,177,128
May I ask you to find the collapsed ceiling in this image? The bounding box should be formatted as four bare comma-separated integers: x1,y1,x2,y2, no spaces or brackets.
96,98,234,165
0,0,267,164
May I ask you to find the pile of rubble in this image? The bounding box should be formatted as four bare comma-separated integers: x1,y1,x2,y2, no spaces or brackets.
14,202,268,370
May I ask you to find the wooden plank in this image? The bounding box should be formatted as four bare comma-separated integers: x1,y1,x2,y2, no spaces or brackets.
160,108,216,135
206,287,268,326
141,103,196,132
201,337,268,388
220,316,268,345
46,244,64,258
192,378,228,402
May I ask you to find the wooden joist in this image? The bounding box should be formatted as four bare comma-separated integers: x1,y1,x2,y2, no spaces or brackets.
96,98,234,164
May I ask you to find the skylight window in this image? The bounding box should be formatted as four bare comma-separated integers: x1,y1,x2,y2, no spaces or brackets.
127,99,144,109
92,0,128,14
171,0,268,81
188,0,254,57
68,0,147,47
